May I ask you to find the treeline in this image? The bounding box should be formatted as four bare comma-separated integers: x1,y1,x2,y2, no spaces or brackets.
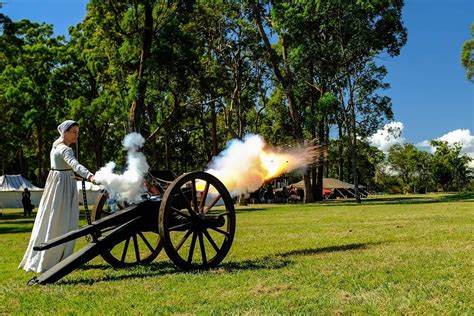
377,141,472,194
0,1,471,199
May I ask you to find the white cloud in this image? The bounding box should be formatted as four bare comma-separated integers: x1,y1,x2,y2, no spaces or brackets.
418,129,474,168
367,123,474,168
368,121,405,152
438,129,474,153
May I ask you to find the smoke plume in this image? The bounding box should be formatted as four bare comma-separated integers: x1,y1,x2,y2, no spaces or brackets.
94,133,149,203
205,134,322,196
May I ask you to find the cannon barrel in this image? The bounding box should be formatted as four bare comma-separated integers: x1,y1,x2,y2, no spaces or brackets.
201,214,226,228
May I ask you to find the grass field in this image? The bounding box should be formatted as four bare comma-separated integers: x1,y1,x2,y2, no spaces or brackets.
1,193,472,314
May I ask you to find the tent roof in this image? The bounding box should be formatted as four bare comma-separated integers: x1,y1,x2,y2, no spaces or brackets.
324,178,365,189
290,178,365,189
0,174,43,191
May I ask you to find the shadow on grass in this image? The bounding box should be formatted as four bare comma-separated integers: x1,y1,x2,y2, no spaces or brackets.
76,263,115,271
219,256,292,271
40,243,376,285
1,219,36,225
76,261,177,272
57,256,293,285
0,213,36,221
320,192,474,207
0,216,35,234
58,261,180,285
437,192,474,202
235,207,268,213
0,226,33,234
275,242,377,258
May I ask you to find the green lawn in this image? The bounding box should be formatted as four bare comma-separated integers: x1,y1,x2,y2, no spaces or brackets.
1,193,473,314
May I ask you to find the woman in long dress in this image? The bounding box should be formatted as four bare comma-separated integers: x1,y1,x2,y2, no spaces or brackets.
19,120,95,273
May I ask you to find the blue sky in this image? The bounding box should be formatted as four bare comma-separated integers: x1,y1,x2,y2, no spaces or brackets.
2,0,473,158
382,0,473,145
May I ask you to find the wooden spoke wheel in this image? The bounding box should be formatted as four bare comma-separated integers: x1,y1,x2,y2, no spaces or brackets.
92,192,163,268
159,171,236,270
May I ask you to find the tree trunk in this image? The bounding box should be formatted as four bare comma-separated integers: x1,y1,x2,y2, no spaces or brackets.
310,166,317,200
337,124,344,180
210,99,218,157
349,103,361,203
309,63,321,201
249,0,303,142
324,120,330,179
128,0,153,133
303,171,313,203
314,116,325,201
250,0,311,201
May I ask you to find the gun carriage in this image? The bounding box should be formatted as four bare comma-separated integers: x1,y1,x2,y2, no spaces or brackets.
28,171,236,285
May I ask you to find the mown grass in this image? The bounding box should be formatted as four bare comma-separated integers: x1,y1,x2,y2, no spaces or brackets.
1,193,472,314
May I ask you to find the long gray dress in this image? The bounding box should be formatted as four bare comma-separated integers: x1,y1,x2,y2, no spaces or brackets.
19,143,93,273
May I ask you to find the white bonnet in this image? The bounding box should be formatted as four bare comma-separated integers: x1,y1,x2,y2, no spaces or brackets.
53,120,78,148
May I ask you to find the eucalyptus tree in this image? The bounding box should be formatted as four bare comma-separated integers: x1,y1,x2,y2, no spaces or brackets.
185,1,233,156
63,20,130,170
388,143,432,193
430,140,472,191
326,137,384,190
247,0,406,202
326,0,405,202
81,0,203,172
85,0,193,133
189,1,269,147
88,0,155,133
336,62,393,201
461,23,473,82
0,14,66,183
248,0,322,202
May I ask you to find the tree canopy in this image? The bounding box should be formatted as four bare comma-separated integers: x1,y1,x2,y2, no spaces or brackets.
1,1,471,194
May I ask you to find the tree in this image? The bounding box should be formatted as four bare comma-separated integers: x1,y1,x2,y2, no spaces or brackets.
248,0,406,202
388,143,432,193
0,15,66,183
1,1,411,195
65,20,130,170
461,23,474,82
431,140,472,192
337,63,394,202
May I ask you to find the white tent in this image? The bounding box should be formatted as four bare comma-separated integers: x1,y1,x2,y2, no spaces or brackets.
0,175,43,208
0,175,103,209
76,179,103,206
290,178,368,199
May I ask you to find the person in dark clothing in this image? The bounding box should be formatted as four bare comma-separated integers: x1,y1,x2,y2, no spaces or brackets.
263,183,274,203
22,188,33,217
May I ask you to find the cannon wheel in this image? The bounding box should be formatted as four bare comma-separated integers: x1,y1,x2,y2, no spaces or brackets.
91,192,163,267
159,171,236,270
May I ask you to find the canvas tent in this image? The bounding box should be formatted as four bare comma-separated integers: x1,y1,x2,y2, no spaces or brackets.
0,175,43,208
290,178,368,199
76,180,103,206
0,175,103,208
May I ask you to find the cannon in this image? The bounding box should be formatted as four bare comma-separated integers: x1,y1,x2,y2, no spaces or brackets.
28,171,236,285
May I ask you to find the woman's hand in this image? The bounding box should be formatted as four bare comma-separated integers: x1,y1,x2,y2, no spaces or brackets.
88,175,95,183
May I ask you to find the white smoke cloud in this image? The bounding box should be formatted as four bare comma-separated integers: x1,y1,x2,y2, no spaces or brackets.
94,133,149,203
205,134,319,196
417,129,474,168
368,121,405,152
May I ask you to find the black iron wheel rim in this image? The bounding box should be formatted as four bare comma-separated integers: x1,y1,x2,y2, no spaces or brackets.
92,192,163,267
159,171,236,270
